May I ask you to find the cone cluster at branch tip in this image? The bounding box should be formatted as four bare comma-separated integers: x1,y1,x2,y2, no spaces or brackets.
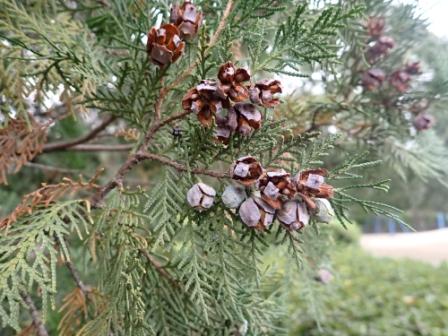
147,1,202,67
365,16,395,64
362,17,434,131
366,16,385,38
182,62,282,142
187,156,335,231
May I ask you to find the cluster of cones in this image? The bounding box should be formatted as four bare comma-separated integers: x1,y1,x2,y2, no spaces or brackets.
365,17,395,64
147,1,202,67
362,17,421,93
362,61,422,94
361,17,434,131
187,156,335,231
182,62,282,142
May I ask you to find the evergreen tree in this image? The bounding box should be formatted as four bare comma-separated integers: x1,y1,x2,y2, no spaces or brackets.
0,1,416,334
284,0,448,187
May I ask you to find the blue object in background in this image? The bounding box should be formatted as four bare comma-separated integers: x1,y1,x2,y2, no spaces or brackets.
387,219,396,234
436,212,446,229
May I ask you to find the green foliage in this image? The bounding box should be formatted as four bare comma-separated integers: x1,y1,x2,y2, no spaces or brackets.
287,245,448,336
81,191,150,335
241,3,363,75
282,0,448,191
383,131,448,188
0,200,90,330
329,152,407,229
0,0,108,112
144,168,186,248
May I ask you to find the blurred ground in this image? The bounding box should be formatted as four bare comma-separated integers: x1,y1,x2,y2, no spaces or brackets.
361,228,448,265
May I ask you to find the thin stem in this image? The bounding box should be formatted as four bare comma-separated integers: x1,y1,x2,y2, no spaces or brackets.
91,111,192,207
43,116,116,152
144,110,192,144
25,162,81,174
55,144,134,152
20,292,49,336
142,152,229,178
91,1,234,206
139,249,179,288
164,0,234,93
65,260,90,297
91,150,228,207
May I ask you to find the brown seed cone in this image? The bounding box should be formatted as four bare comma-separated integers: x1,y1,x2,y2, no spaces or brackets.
366,36,395,63
295,168,334,207
361,68,385,91
277,200,310,231
214,107,238,143
388,70,411,93
230,156,263,186
404,61,421,75
256,170,296,209
249,79,282,107
218,62,251,102
366,17,385,38
186,183,216,211
182,80,230,127
170,1,203,39
239,197,275,230
232,103,262,136
147,23,185,67
413,113,435,131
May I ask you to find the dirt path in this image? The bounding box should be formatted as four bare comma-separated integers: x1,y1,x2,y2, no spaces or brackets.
360,228,448,265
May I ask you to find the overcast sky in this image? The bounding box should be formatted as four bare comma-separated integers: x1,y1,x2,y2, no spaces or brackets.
397,0,448,38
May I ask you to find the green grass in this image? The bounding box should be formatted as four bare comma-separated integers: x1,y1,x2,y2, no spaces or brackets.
287,245,448,336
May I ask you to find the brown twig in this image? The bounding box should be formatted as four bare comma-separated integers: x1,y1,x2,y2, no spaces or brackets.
25,162,81,175
207,0,234,49
91,1,234,206
164,0,234,93
58,144,134,152
21,292,49,336
1,174,100,229
43,116,116,152
91,150,228,207
65,260,90,297
139,249,179,288
91,111,192,206
91,152,147,207
144,110,192,144
142,152,229,178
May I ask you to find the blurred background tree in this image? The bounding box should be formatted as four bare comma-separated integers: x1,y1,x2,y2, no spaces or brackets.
282,0,448,229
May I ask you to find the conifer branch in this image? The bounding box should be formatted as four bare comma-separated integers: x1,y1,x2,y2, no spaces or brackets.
144,110,192,144
65,260,90,297
92,110,193,206
20,292,49,336
91,150,227,207
24,162,81,174
139,249,179,288
57,144,134,152
91,0,234,206
43,116,116,152
141,153,229,178
163,0,234,93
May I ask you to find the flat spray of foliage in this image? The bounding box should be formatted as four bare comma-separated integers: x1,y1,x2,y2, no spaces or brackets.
283,0,448,187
